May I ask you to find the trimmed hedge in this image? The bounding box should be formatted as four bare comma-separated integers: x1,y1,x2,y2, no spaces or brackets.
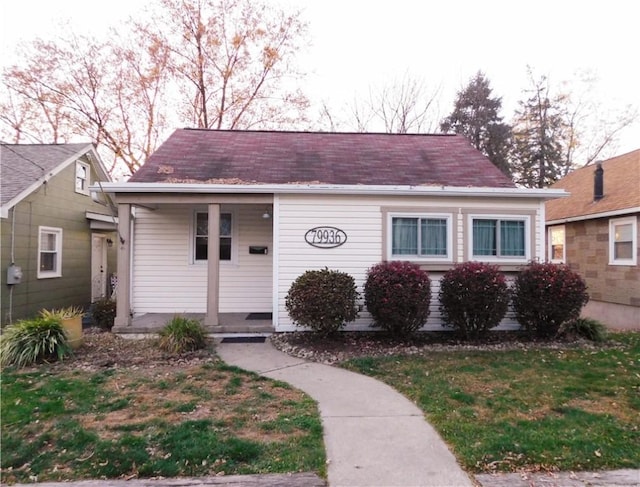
513,261,589,338
285,268,359,337
439,261,510,339
364,261,431,339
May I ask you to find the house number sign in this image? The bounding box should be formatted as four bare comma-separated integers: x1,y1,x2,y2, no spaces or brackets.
305,226,347,248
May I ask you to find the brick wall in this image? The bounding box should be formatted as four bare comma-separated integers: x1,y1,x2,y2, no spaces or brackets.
565,215,639,307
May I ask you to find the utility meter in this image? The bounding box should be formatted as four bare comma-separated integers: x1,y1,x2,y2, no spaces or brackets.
7,264,23,285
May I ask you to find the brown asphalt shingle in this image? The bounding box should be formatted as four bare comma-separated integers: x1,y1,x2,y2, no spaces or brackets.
130,129,515,188
546,149,640,221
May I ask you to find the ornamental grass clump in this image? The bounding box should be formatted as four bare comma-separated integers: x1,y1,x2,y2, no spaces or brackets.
285,268,359,337
364,261,431,339
0,317,71,367
439,261,510,340
158,316,207,353
513,261,589,338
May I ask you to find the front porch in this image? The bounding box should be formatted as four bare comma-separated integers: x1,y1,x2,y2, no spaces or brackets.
113,312,274,335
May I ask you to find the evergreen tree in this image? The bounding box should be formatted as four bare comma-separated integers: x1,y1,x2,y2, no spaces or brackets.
440,72,512,177
511,73,568,188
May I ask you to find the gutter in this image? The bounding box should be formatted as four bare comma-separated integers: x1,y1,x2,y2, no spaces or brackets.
547,206,640,225
93,182,569,200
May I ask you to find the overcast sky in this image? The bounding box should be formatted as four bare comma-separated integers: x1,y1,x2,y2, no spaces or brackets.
2,0,638,156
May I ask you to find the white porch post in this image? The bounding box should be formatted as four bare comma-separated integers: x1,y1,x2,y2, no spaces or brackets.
114,203,131,328
205,203,220,328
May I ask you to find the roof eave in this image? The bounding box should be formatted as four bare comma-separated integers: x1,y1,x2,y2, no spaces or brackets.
546,206,640,225
93,182,569,200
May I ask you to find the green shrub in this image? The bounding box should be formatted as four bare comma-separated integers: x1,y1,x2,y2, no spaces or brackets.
158,316,207,354
0,317,71,367
285,268,359,337
439,262,510,339
513,262,589,338
91,298,117,331
364,261,431,339
559,318,608,342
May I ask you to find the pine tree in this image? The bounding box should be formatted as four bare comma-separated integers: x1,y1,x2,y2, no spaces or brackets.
511,73,568,188
440,72,512,177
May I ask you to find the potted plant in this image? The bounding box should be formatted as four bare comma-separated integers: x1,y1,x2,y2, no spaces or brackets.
39,306,85,349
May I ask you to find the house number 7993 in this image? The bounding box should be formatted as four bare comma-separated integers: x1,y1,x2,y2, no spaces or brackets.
304,226,347,249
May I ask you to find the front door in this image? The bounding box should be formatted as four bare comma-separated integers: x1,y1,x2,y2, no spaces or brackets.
91,234,107,301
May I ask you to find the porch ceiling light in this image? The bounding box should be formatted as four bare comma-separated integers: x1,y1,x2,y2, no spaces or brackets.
262,208,271,219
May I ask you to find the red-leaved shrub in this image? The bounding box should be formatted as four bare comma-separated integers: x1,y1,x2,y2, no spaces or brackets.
439,262,510,339
364,261,431,338
513,261,589,338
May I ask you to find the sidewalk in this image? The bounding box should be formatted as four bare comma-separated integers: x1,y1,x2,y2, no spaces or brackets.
216,340,473,487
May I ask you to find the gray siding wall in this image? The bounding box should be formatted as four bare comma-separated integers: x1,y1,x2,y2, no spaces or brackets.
1,157,116,325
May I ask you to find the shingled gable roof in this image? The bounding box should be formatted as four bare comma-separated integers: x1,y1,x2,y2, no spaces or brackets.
130,129,515,188
1,143,99,208
546,149,640,222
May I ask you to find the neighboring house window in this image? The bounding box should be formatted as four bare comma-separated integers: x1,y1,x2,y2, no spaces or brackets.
75,161,90,195
390,214,452,261
38,226,62,278
194,211,233,262
470,216,528,260
609,216,637,265
548,225,566,262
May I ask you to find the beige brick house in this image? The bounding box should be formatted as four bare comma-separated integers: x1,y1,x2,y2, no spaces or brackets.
546,149,640,329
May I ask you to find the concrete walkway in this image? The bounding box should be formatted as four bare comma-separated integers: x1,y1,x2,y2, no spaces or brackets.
217,340,473,487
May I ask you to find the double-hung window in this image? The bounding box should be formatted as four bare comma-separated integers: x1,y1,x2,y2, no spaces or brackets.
194,211,233,262
390,214,451,260
471,216,528,260
548,225,566,262
75,161,90,195
38,226,63,278
609,216,637,265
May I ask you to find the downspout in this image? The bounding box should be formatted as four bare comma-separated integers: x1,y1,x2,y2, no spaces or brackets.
8,206,16,323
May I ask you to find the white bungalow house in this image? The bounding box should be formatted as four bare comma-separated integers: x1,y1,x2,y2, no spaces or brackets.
96,129,567,334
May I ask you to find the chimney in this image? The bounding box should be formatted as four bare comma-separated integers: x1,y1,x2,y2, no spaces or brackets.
594,163,604,201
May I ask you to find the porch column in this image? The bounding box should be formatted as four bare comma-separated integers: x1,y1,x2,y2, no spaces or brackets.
205,204,220,327
114,203,131,328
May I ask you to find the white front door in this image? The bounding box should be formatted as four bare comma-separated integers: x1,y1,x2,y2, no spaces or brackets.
91,234,107,301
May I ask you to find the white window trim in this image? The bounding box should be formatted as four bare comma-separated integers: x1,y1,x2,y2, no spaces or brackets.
548,225,566,263
467,214,531,263
75,161,90,195
191,209,237,265
387,212,453,262
609,216,637,266
37,226,63,279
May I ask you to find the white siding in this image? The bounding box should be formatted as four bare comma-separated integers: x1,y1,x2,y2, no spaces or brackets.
132,205,272,314
275,194,542,331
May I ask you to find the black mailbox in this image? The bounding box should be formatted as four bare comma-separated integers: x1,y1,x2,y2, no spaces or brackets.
249,246,268,255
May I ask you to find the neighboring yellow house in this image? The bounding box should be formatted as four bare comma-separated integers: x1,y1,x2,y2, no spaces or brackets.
546,149,640,329
1,143,117,325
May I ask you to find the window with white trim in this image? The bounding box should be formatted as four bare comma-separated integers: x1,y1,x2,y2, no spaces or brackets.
548,225,565,262
194,211,233,262
75,161,90,195
38,226,62,278
390,214,452,261
609,216,637,265
470,216,528,260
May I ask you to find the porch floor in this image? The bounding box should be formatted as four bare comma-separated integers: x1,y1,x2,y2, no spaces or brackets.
113,313,274,335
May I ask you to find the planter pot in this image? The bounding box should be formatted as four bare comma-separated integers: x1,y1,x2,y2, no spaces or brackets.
62,316,83,349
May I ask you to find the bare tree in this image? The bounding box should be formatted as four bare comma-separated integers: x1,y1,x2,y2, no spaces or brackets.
318,74,441,133
137,0,308,131
511,68,638,187
1,0,309,175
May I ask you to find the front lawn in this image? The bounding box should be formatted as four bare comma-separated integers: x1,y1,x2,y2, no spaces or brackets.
1,357,325,483
343,332,640,473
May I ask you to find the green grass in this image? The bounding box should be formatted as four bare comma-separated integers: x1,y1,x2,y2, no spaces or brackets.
1,361,325,483
344,331,640,473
